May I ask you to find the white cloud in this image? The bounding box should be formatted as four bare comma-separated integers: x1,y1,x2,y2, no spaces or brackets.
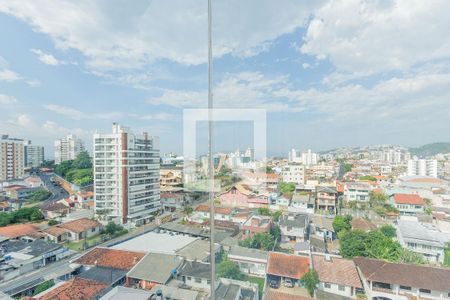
301,0,450,76
0,69,22,81
44,104,84,120
0,1,321,71
0,94,17,105
26,80,41,87
31,49,61,65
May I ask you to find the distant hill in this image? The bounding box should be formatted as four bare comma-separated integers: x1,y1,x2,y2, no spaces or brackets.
409,142,450,157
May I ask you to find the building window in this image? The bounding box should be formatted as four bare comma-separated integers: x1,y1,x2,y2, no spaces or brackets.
187,277,191,281
207,280,211,284
195,278,202,283
419,288,431,294
91,228,96,232
338,285,345,291
324,283,331,289
400,285,411,291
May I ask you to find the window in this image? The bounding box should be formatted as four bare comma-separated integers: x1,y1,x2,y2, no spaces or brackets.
324,283,331,289
207,280,211,284
195,278,202,283
419,288,431,294
91,228,96,232
338,285,345,291
400,285,411,291
187,277,191,281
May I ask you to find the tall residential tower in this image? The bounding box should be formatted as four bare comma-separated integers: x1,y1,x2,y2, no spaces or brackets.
0,135,25,181
93,123,160,225
54,134,85,164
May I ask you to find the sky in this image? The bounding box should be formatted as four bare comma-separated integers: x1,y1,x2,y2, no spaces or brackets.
0,0,449,158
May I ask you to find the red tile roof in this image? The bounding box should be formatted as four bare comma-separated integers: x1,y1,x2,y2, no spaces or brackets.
36,277,107,300
267,252,310,279
393,194,425,205
195,205,232,215
312,255,362,288
59,218,101,233
0,223,39,238
265,290,312,300
73,247,145,270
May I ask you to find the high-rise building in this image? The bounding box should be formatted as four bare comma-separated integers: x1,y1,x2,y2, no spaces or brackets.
93,123,160,225
407,158,438,178
301,149,319,166
24,140,44,168
54,134,85,164
0,135,25,181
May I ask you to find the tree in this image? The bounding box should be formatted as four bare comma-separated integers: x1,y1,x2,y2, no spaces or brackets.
266,166,274,173
344,163,353,173
332,215,352,234
279,182,295,195
48,219,59,226
239,233,275,251
33,280,54,296
217,260,244,280
302,269,319,297
369,191,387,207
183,206,193,216
359,175,377,181
28,188,52,202
270,224,281,242
398,248,425,264
104,222,125,236
72,151,92,169
256,207,271,216
380,224,396,238
272,210,282,222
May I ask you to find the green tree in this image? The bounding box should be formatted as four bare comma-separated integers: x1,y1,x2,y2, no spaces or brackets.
270,224,281,242
272,210,282,222
279,182,295,195
359,175,377,181
72,151,92,169
256,207,271,216
380,224,396,238
266,166,274,173
369,191,387,207
239,233,275,251
217,260,244,280
48,219,59,226
332,215,352,234
104,222,124,236
28,188,52,202
302,269,319,297
344,163,353,173
398,248,425,264
33,280,55,296
183,206,193,215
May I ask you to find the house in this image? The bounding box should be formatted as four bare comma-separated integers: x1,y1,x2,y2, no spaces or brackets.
73,247,146,270
275,194,292,208
100,286,199,300
177,260,211,290
160,193,185,212
316,186,338,213
228,246,268,277
3,185,38,200
312,254,363,298
215,278,259,300
391,194,425,216
396,219,450,264
289,193,315,214
34,277,108,300
266,252,310,287
265,290,312,300
279,213,309,243
40,202,70,219
127,253,183,288
281,164,305,185
242,215,272,238
220,184,269,208
176,239,221,262
293,241,310,256
0,223,40,240
310,215,336,241
344,182,371,202
354,257,450,300
189,204,233,223
42,218,101,243
351,218,377,232
78,266,127,287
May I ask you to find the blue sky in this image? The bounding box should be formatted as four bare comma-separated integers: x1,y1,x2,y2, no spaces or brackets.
1,0,450,158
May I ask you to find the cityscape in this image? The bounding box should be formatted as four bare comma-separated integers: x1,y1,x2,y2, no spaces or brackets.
1,1,450,300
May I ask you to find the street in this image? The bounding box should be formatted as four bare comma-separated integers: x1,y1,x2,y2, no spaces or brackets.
38,172,69,202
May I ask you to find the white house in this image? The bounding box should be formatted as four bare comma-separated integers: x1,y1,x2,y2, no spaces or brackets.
344,182,371,202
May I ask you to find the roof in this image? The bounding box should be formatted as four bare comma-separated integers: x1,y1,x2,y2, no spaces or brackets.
354,257,450,292
99,286,153,300
215,281,256,300
316,186,337,194
228,245,268,261
195,204,232,215
1,239,62,257
311,215,334,232
266,252,309,279
74,247,145,270
312,255,362,288
393,194,425,205
42,226,69,237
397,220,450,247
59,218,101,233
37,277,107,300
178,260,211,279
176,239,220,261
40,202,68,212
0,223,39,238
78,266,127,285
265,290,312,300
279,213,308,228
127,253,183,284
351,218,376,231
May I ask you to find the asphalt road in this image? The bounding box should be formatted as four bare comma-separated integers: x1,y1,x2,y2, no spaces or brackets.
38,172,69,202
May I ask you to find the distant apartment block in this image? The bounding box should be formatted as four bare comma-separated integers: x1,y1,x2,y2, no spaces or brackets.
344,182,371,202
94,123,160,225
281,163,305,184
54,134,85,164
0,135,25,181
288,148,319,166
24,140,44,168
407,158,438,178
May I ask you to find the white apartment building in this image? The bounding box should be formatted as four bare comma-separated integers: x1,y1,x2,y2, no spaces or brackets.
54,134,85,164
281,163,305,184
93,123,160,225
407,158,438,178
344,182,371,202
0,135,25,181
24,140,44,168
301,149,319,166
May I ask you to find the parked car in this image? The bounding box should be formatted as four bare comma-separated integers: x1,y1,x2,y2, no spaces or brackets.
269,280,280,289
284,278,294,288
